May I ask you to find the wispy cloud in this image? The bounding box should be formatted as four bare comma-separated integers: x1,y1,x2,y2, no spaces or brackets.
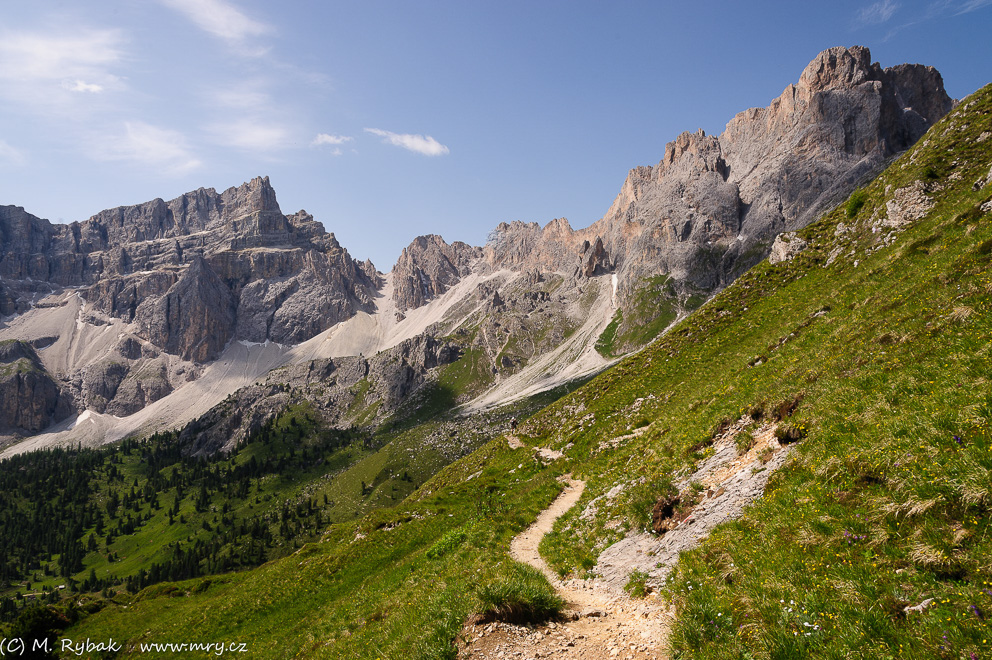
312,133,353,146
950,0,992,13
859,0,900,23
364,128,449,156
94,121,202,175
62,80,104,93
210,84,272,111
206,117,291,151
0,28,124,95
159,0,271,54
882,0,992,39
0,140,26,167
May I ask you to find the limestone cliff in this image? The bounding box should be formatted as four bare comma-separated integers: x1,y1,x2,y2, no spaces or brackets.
391,46,953,353
391,235,482,311
0,177,380,361
0,341,72,434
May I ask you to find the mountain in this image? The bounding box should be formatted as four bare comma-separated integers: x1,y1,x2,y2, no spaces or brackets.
0,46,953,453
0,177,380,442
1,176,380,354
45,77,992,658
392,46,953,352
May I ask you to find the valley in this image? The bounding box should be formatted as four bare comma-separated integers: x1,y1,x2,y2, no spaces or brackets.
0,46,989,659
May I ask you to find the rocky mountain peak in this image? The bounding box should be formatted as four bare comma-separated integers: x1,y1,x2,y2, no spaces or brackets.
392,234,482,311
219,175,282,221
661,129,726,177
2,177,382,365
798,45,873,93
542,217,574,238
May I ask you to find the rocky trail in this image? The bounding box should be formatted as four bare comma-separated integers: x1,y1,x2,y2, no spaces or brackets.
458,471,673,659
459,421,797,659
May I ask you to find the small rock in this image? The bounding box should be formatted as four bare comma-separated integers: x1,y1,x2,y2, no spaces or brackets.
768,232,808,265
904,598,934,613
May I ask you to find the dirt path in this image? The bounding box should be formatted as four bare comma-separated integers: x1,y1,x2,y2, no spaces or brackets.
458,476,672,660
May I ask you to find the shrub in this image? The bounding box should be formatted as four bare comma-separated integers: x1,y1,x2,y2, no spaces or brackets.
426,528,467,559
846,188,868,218
626,476,677,531
774,423,807,444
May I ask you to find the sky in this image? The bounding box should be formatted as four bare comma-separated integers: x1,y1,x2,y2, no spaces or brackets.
0,1,989,270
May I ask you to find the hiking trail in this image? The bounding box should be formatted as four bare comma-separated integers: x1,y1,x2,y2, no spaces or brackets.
458,474,673,659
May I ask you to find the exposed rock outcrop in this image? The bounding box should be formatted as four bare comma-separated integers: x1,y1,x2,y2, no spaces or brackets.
392,46,952,355
768,232,809,265
180,334,461,454
482,218,612,280
883,181,935,227
104,362,173,417
0,341,72,433
0,177,380,359
392,235,482,311
135,256,236,362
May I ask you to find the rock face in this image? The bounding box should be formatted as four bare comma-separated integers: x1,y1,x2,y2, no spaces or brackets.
0,177,381,361
0,341,72,433
391,235,482,311
180,334,460,454
590,45,951,295
391,47,952,353
70,335,185,418
0,46,956,441
137,256,236,362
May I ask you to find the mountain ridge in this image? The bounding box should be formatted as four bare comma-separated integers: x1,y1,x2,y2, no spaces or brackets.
0,45,954,448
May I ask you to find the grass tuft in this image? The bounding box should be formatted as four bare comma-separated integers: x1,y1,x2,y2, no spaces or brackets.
475,562,565,624
624,570,651,598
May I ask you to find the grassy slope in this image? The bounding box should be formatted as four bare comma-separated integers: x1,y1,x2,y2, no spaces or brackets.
533,87,992,658
61,85,992,658
0,399,492,603
64,441,564,659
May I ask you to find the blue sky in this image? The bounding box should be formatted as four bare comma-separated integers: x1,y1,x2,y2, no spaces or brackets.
0,1,989,269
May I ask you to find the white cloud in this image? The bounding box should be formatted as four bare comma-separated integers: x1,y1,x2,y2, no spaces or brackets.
364,128,450,156
312,133,353,147
0,140,26,167
94,121,201,175
207,118,291,151
0,28,124,91
881,0,992,39
62,80,104,93
859,0,900,23
159,0,271,53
